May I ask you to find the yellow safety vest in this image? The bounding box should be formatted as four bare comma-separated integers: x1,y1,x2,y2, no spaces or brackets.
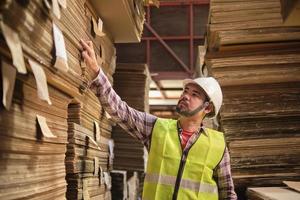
143,118,226,200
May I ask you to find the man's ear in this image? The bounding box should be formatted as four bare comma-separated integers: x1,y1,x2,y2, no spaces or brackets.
204,102,213,114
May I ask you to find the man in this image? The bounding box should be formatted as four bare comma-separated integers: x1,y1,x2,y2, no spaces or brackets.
80,39,237,200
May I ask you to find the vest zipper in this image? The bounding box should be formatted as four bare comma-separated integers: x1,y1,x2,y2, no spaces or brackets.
172,149,189,200
172,124,202,200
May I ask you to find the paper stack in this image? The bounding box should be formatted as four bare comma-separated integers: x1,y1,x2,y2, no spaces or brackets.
89,0,147,43
111,170,140,200
111,170,128,200
65,122,110,199
111,63,150,172
206,0,300,197
0,74,69,200
1,0,117,199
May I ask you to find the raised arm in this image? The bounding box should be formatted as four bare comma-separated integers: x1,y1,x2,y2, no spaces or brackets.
80,39,157,146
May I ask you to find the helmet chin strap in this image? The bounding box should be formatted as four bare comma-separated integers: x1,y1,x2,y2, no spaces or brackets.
176,102,210,117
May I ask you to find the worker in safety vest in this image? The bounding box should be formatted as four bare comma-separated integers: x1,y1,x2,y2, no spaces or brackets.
80,39,237,200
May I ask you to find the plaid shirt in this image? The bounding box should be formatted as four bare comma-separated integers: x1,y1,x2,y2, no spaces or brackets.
91,70,237,200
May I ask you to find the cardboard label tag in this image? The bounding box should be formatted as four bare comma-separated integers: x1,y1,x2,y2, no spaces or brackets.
92,17,105,37
86,135,101,150
36,115,57,138
108,139,114,167
1,60,16,110
94,121,101,143
53,23,69,72
29,59,52,105
0,21,27,74
103,172,112,190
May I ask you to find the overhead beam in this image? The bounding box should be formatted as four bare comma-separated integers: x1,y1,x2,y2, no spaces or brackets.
189,3,194,70
145,22,192,75
150,105,177,111
142,35,204,40
146,6,151,68
149,99,179,105
154,80,168,99
150,87,182,91
153,0,209,6
151,71,191,80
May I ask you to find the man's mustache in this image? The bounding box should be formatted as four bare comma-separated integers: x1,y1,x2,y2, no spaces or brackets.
178,99,188,106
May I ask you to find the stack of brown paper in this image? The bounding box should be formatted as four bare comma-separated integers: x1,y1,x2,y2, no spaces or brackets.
0,1,115,99
205,0,300,197
111,170,128,200
110,170,140,200
1,0,117,200
67,88,115,200
65,122,108,199
0,74,69,200
247,187,300,200
111,63,150,172
89,0,146,43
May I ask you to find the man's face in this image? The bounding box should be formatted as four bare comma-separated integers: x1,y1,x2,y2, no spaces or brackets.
176,83,207,116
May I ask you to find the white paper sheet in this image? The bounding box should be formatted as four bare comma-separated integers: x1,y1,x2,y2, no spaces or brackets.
28,59,52,105
108,139,114,159
0,21,27,74
1,60,16,110
108,139,114,167
94,121,101,142
53,23,69,72
103,172,112,190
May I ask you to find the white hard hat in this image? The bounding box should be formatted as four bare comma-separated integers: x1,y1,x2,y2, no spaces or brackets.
183,77,223,118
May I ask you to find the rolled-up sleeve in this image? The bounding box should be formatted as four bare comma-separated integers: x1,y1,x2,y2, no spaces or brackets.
90,69,157,146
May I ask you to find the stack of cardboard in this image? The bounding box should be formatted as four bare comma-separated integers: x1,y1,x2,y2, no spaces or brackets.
208,0,300,51
111,170,140,200
206,0,300,198
0,0,117,199
247,186,300,200
89,0,147,43
111,63,150,172
111,170,128,200
0,73,69,199
66,93,115,199
65,121,109,199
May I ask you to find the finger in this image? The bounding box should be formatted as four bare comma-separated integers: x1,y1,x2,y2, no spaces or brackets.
80,39,93,55
78,44,83,51
86,41,95,57
82,51,91,62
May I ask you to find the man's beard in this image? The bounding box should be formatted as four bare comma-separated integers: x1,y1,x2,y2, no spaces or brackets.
176,100,208,117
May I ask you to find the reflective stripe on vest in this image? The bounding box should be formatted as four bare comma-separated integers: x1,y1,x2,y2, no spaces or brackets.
145,173,218,194
143,118,225,200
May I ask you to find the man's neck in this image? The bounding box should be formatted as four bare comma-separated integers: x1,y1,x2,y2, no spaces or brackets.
179,116,203,133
